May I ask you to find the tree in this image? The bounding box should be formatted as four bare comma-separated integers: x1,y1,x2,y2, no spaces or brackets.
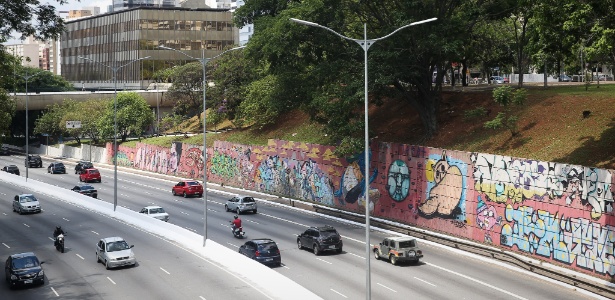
33,100,75,138
14,67,74,92
98,92,153,142
0,0,67,42
484,86,527,136
63,99,108,144
0,88,16,137
166,62,203,119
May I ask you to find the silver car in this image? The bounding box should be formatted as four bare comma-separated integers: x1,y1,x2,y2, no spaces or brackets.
139,206,169,222
13,194,41,214
96,237,136,269
225,196,258,214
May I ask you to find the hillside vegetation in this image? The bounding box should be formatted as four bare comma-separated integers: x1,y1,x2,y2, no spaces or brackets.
131,83,615,170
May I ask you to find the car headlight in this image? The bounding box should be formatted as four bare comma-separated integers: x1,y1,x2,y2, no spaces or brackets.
10,274,17,280
129,253,135,259
38,270,44,276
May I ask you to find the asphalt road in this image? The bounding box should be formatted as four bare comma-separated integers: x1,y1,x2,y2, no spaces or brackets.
0,154,601,300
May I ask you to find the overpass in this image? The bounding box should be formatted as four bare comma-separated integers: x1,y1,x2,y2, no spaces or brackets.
11,90,172,111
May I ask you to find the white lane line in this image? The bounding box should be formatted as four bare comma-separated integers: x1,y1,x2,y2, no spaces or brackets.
180,211,189,215
377,282,397,292
426,262,528,299
413,276,436,287
330,288,348,298
159,267,170,275
347,252,365,259
185,227,197,232
107,277,116,285
227,243,239,248
315,257,332,265
91,230,99,235
282,265,290,269
260,213,309,227
51,286,59,296
221,223,230,228
62,217,70,222
76,254,85,260
199,297,206,300
2,212,6,215
0,192,5,195
23,223,30,228
246,219,259,224
207,208,218,212
2,243,10,248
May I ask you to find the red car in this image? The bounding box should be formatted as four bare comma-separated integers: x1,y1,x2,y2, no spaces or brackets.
79,168,101,183
172,180,203,198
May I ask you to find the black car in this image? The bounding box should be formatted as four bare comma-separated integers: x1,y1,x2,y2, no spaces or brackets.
238,239,281,267
71,184,98,198
297,225,343,255
47,162,67,174
2,165,20,176
25,155,42,168
5,252,45,288
75,161,94,174
1,144,9,155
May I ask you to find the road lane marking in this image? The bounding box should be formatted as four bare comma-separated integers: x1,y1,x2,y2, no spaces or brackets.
2,243,10,248
185,227,197,232
227,243,239,248
23,223,30,228
51,286,59,296
2,212,6,215
107,277,116,284
260,213,309,227
282,265,290,269
180,211,189,215
246,219,259,224
199,296,206,300
377,282,397,292
347,252,365,259
91,231,99,235
330,288,348,298
315,258,332,265
160,267,170,274
426,262,528,299
413,276,436,287
76,254,84,260
62,217,70,222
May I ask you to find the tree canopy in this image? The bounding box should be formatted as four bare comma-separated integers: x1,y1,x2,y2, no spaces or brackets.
0,0,67,42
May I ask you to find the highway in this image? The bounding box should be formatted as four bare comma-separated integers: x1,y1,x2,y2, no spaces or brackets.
0,153,602,300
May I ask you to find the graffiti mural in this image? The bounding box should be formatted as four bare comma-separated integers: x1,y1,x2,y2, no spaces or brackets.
334,151,379,213
420,150,466,220
476,195,502,243
386,159,411,202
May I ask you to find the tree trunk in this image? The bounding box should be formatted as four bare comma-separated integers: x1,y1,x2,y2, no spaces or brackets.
461,60,468,87
393,79,439,140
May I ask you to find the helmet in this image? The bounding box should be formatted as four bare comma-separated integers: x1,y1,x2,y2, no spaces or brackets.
234,215,238,219
56,226,61,230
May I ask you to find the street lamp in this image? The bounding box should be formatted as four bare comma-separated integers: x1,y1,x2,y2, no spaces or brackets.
78,56,150,212
15,69,43,182
290,17,437,299
157,44,245,246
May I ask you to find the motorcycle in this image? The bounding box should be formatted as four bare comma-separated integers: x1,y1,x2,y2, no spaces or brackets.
55,233,66,253
230,222,245,238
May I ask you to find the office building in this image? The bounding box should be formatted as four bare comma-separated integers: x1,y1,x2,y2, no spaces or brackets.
60,6,238,90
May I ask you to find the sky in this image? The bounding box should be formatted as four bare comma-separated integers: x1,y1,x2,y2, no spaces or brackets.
2,0,112,45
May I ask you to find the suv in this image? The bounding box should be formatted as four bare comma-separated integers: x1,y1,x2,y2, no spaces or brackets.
238,239,281,267
79,168,101,183
13,194,41,214
225,195,257,214
2,165,20,176
47,162,67,174
297,225,343,255
75,161,94,174
5,252,45,288
171,180,203,198
25,154,42,168
373,237,423,265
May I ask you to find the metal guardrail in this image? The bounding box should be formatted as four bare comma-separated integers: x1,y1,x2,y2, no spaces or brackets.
313,205,615,299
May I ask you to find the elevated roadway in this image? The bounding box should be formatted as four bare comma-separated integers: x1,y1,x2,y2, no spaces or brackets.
11,90,171,111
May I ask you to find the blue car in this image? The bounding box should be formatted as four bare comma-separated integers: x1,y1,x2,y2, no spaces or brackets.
47,162,66,174
238,239,281,267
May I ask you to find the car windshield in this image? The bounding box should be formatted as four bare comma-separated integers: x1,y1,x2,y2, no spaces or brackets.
81,185,94,190
20,195,37,203
398,240,417,248
320,229,339,238
89,170,99,174
12,257,39,269
150,207,165,214
107,241,130,252
82,163,93,167
257,242,278,253
242,197,255,203
186,181,200,186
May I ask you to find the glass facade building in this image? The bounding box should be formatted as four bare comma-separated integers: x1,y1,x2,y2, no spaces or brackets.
60,7,237,90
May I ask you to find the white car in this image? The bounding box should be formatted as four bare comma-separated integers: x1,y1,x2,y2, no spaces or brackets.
225,195,258,214
96,237,136,269
139,205,169,222
13,194,41,214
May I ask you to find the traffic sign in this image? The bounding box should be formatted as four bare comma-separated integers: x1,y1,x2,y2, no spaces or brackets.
66,121,82,128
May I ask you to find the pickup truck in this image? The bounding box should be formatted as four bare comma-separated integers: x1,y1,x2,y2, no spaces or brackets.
373,237,423,265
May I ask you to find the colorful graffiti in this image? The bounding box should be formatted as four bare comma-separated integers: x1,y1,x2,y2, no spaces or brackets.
386,159,411,202
420,151,467,220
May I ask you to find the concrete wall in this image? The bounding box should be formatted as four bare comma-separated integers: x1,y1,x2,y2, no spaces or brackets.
29,144,107,163
103,139,615,281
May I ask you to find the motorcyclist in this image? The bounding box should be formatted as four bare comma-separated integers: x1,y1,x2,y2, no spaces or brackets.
231,215,242,234
53,226,65,246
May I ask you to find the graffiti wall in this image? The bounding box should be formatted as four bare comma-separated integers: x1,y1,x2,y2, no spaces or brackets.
106,140,615,279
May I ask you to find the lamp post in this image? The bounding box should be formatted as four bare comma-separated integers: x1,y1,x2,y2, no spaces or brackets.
290,17,437,300
157,44,245,246
78,56,150,211
155,82,160,135
15,69,43,182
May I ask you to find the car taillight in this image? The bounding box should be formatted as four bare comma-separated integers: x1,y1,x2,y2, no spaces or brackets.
255,250,260,257
276,249,280,255
417,250,422,255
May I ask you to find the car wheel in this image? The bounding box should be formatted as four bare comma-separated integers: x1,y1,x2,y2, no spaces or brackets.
183,192,187,198
313,244,320,256
96,253,100,263
373,250,380,260
79,177,83,182
105,259,111,270
18,207,23,215
12,206,16,212
236,209,241,215
336,248,342,254
172,190,177,196
253,209,257,214
390,255,398,265
224,205,229,212
297,240,303,249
